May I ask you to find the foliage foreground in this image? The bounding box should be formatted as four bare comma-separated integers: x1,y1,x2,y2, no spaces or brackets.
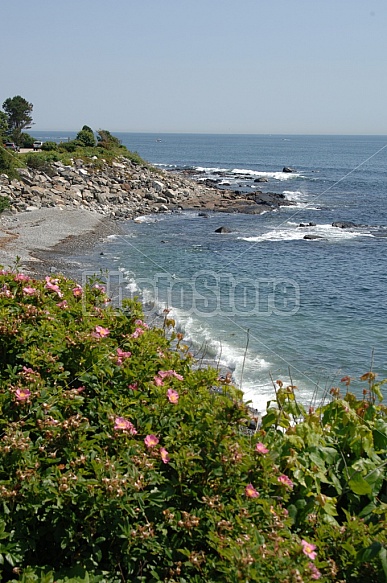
0,268,386,582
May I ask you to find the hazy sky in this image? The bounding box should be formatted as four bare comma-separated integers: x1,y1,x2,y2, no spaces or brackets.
2,0,386,134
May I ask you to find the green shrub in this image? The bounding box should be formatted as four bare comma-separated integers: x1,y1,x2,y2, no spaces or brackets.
0,147,19,180
76,126,96,148
24,153,58,176
0,194,10,213
20,133,35,148
97,129,121,149
0,279,385,580
41,141,58,152
58,140,79,153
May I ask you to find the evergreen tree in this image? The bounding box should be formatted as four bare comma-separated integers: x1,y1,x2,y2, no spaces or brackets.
76,125,96,147
2,95,33,145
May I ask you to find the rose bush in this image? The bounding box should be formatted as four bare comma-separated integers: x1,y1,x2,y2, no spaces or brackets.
0,267,386,582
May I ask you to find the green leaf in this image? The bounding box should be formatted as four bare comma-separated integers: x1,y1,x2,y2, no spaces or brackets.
358,501,377,518
348,472,372,495
261,410,277,429
287,504,298,522
319,446,340,464
321,500,338,517
379,547,387,581
373,419,387,450
357,541,382,564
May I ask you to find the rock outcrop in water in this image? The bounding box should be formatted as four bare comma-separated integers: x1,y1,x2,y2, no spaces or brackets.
332,221,359,229
0,157,295,218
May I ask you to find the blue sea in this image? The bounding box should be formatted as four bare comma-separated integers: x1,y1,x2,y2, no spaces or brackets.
33,132,387,411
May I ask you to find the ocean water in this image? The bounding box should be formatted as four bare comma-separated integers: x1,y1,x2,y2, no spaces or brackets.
33,132,387,411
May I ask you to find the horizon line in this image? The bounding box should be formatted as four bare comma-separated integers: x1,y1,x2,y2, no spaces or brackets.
31,129,387,137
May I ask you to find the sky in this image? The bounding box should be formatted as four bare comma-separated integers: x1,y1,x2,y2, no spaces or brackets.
1,0,386,134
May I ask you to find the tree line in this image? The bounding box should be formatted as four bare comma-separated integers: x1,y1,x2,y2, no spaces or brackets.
1,95,123,151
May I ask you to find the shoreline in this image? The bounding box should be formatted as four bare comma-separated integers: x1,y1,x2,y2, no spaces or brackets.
0,207,122,278
0,155,293,276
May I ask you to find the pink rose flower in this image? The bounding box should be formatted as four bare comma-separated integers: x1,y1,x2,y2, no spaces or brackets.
301,540,317,561
15,388,31,401
44,277,63,298
131,327,145,339
113,417,137,434
160,447,170,464
154,376,164,387
92,325,110,338
245,483,259,498
116,347,131,365
22,286,37,296
128,382,139,391
144,434,159,448
167,389,179,404
56,300,68,309
14,273,30,282
158,370,184,381
255,442,269,454
309,563,322,580
277,474,294,489
93,283,106,293
72,286,83,297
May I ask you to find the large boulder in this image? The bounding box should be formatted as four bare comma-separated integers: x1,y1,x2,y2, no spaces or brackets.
215,226,232,233
282,167,296,173
332,221,358,229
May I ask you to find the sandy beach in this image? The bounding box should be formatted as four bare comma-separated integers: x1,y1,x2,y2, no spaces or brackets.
0,207,121,278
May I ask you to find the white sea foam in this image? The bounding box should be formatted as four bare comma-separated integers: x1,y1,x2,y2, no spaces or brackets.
241,230,307,243
240,223,374,243
134,215,160,223
195,166,305,181
282,190,305,201
125,278,273,408
281,189,312,208
115,270,326,413
232,169,303,181
125,278,139,293
195,166,229,173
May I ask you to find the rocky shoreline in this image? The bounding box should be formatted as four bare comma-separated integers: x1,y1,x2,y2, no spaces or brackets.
0,155,296,275
0,155,294,218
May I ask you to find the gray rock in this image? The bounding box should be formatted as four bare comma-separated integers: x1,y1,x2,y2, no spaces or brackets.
332,221,358,229
152,180,165,192
215,226,232,233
